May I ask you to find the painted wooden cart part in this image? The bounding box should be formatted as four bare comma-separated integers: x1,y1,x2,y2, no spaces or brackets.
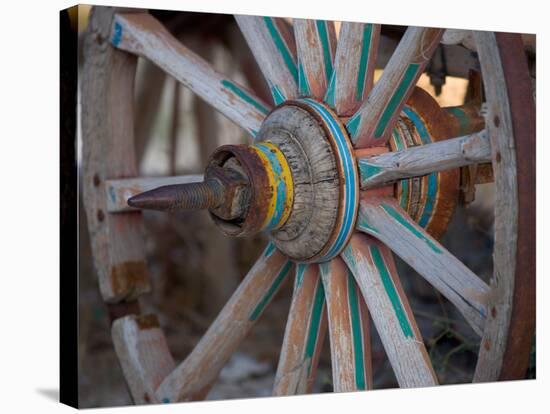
294,98,359,262
319,258,372,392
325,23,381,116
273,264,327,395
111,314,176,404
357,129,491,189
82,7,150,303
342,234,438,387
235,15,298,103
293,19,336,100
473,32,535,382
105,175,203,213
155,244,292,402
111,13,270,137
357,197,489,336
249,142,294,231
347,27,443,148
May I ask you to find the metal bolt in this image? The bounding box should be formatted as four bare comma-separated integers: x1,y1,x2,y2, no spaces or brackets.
127,179,225,212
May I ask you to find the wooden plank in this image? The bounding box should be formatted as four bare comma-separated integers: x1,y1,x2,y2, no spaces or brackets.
105,174,203,213
273,264,327,395
111,314,176,404
112,13,270,137
358,129,491,189
293,19,337,100
357,197,489,336
235,15,298,103
156,244,292,402
82,7,150,303
319,258,373,392
325,23,381,116
347,27,443,148
342,234,438,387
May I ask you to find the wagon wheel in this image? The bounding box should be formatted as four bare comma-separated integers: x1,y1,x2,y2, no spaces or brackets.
82,6,535,403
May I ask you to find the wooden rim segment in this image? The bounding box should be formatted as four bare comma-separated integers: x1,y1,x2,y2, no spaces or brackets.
473,31,535,382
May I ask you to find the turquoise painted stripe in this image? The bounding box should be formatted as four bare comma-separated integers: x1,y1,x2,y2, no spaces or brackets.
270,83,286,105
249,260,292,321
295,263,307,289
391,128,409,209
263,17,298,84
301,99,358,261
373,63,420,139
402,107,437,228
370,246,414,338
221,79,270,115
298,61,312,96
346,113,361,139
347,272,366,389
356,24,373,102
342,245,357,268
263,242,276,258
324,71,336,107
254,142,288,230
304,278,326,374
358,160,383,181
111,21,122,46
380,203,442,254
315,20,334,82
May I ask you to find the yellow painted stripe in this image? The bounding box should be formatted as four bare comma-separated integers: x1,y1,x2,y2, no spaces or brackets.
263,142,294,228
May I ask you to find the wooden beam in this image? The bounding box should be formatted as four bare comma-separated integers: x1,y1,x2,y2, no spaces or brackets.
325,23,380,116
356,197,489,336
235,15,298,103
273,264,327,395
155,244,292,402
82,7,150,303
105,174,203,213
111,314,176,404
293,19,336,100
358,129,491,189
342,234,438,387
319,258,373,392
348,27,443,148
112,13,270,136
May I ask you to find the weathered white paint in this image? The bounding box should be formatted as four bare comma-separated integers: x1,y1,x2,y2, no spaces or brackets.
358,129,491,189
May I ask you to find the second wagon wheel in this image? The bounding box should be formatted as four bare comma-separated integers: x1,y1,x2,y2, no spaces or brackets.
81,6,535,404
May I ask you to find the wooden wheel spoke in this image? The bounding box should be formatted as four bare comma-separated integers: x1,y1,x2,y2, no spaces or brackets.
156,244,292,402
357,129,491,189
347,27,443,147
293,19,337,99
105,174,203,213
325,23,381,116
319,258,372,392
356,197,489,336
342,234,438,387
112,314,176,404
111,13,270,136
235,15,298,103
273,264,327,395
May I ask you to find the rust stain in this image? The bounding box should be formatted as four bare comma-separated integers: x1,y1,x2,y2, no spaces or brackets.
110,260,149,297
136,314,160,330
